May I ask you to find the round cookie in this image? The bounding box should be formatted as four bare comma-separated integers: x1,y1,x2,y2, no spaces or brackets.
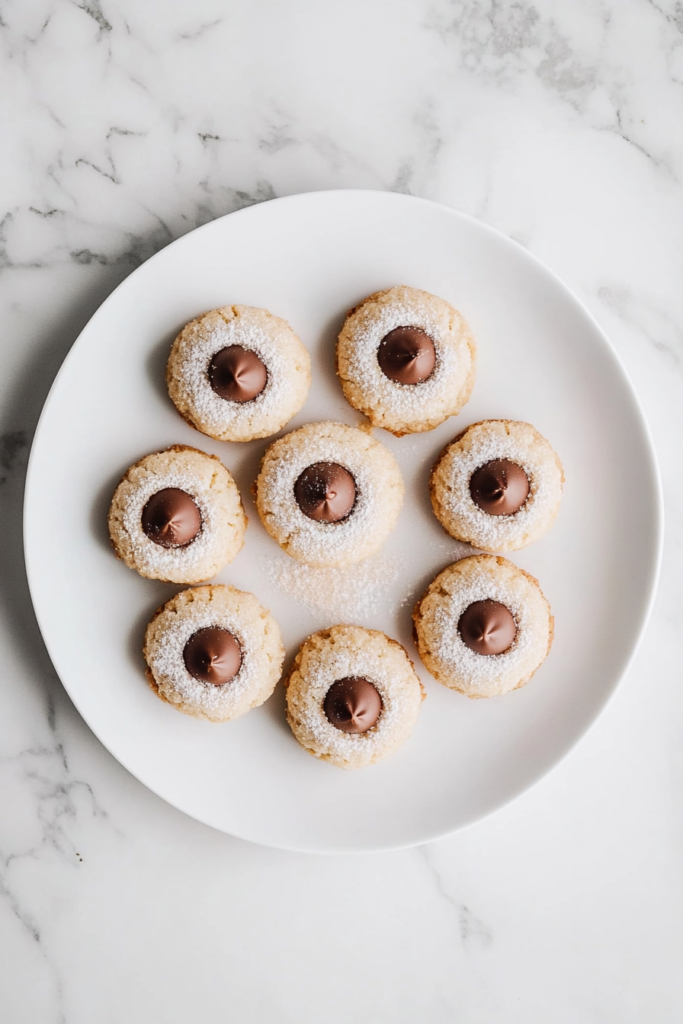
336,285,476,435
144,585,284,722
430,420,564,553
108,445,247,584
254,421,404,568
285,624,425,769
167,305,311,442
413,555,553,698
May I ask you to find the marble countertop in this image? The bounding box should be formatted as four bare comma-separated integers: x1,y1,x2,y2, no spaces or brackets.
1,1,681,1020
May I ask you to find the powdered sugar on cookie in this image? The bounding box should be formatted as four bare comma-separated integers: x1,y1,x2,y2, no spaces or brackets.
285,625,425,769
431,420,564,553
109,447,246,583
414,555,553,697
167,305,310,442
255,421,404,568
337,285,476,434
144,585,284,722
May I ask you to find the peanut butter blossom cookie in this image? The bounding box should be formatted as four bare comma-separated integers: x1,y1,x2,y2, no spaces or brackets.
108,445,246,584
336,285,477,435
285,624,425,769
144,585,284,722
413,555,553,698
253,421,404,568
430,420,564,553
167,305,311,442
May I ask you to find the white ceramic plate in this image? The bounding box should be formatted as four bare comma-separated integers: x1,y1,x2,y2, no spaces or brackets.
24,191,662,853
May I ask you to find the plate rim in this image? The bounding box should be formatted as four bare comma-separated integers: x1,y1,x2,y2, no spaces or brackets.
23,189,665,853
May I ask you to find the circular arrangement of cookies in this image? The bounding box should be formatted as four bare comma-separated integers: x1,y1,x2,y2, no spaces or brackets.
107,286,565,771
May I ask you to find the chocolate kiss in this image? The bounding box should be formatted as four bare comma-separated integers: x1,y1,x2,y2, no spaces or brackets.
209,345,267,402
183,627,242,685
323,677,382,733
294,462,357,523
141,488,202,548
377,326,436,385
458,600,517,655
469,459,530,516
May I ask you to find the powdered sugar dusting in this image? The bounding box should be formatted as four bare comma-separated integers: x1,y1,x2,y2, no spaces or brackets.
291,633,422,762
257,423,403,567
340,288,472,420
266,553,399,621
422,561,550,694
171,306,307,437
149,595,267,717
121,467,222,576
439,426,563,551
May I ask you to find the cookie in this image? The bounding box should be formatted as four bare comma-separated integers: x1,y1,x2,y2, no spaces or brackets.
253,421,404,568
108,445,247,584
285,624,425,769
336,285,476,435
144,585,284,722
413,555,553,698
430,420,564,553
167,305,311,442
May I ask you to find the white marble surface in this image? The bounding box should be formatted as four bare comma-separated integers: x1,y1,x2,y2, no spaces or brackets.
1,0,682,1020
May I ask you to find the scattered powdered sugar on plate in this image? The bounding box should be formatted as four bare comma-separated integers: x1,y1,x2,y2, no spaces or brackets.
266,552,399,622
